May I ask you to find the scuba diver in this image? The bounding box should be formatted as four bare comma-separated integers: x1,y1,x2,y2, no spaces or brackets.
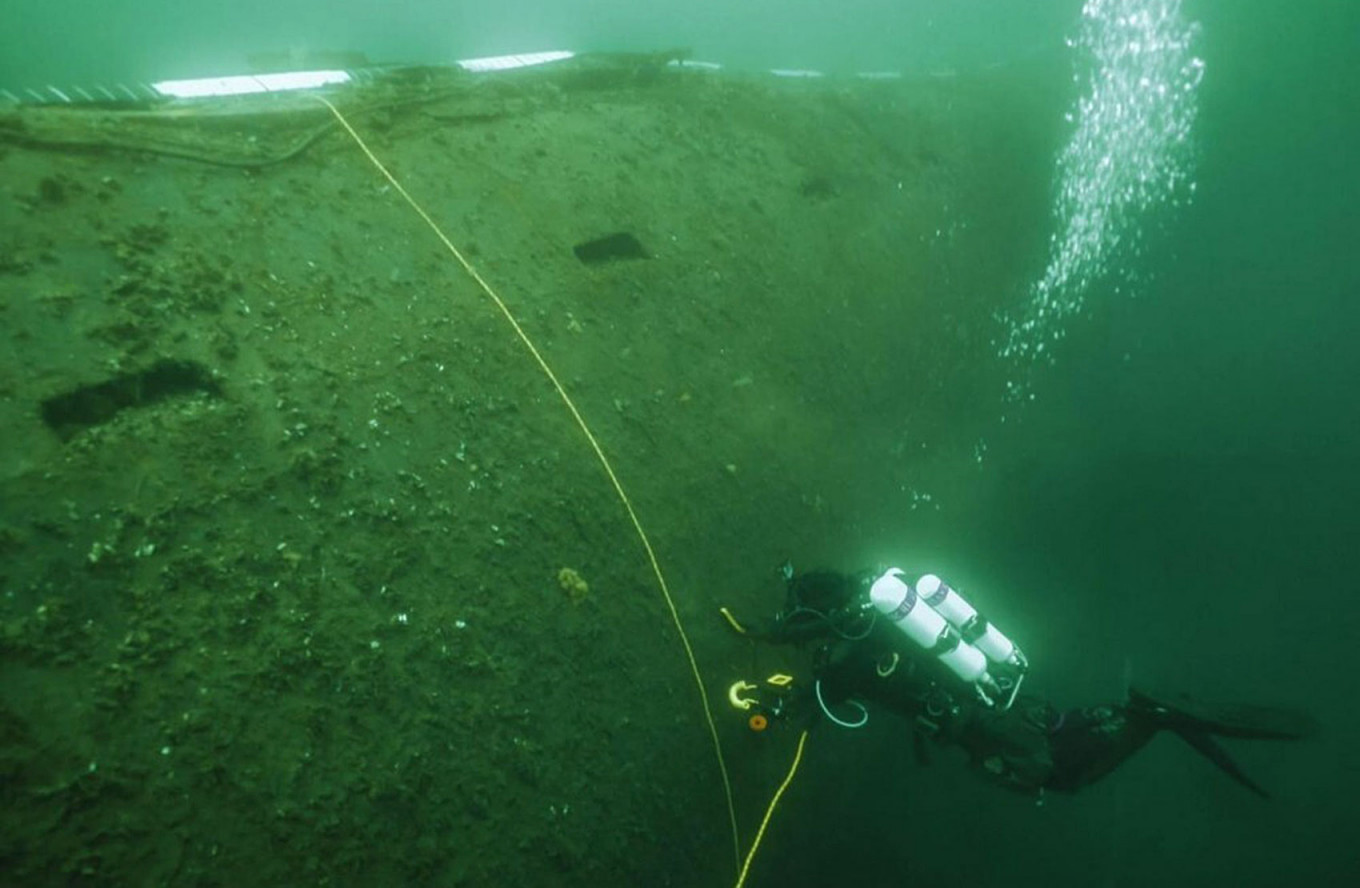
722,565,1316,799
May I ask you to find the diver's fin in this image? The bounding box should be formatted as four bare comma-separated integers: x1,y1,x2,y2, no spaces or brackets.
1128,685,1318,799
1170,727,1271,799
1129,686,1318,741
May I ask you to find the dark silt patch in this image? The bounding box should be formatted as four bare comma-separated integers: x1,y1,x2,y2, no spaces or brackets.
40,358,222,440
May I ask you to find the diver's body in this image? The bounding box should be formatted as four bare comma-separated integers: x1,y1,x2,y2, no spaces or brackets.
734,568,1314,799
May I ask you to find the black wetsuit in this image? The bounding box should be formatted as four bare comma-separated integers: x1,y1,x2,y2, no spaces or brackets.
741,569,1314,798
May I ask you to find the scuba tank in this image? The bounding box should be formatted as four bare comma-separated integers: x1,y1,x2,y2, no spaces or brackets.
869,568,1027,709
916,573,1026,670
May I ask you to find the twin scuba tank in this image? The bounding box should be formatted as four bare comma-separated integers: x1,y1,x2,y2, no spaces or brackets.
869,568,1028,710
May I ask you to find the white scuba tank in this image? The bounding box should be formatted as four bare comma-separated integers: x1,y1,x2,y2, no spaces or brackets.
916,573,1023,668
869,568,989,685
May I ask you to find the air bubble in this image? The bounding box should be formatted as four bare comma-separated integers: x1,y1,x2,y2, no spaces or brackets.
1000,0,1203,402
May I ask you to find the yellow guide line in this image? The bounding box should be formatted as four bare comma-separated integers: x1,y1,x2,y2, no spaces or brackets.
735,730,809,888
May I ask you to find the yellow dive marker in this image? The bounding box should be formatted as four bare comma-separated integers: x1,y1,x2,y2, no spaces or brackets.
728,681,759,711
719,606,748,634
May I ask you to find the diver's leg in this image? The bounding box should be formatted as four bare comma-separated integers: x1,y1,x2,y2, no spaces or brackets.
1044,705,1158,792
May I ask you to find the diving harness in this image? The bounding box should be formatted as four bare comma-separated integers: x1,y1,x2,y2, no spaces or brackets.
726,567,1029,732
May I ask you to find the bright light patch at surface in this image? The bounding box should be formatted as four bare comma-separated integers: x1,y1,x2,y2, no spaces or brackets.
457,51,575,73
1001,0,1205,388
153,70,350,99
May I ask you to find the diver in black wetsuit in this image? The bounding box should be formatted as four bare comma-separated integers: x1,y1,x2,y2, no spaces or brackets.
724,567,1316,799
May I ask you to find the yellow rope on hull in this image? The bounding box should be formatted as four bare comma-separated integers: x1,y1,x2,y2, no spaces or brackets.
311,94,742,872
